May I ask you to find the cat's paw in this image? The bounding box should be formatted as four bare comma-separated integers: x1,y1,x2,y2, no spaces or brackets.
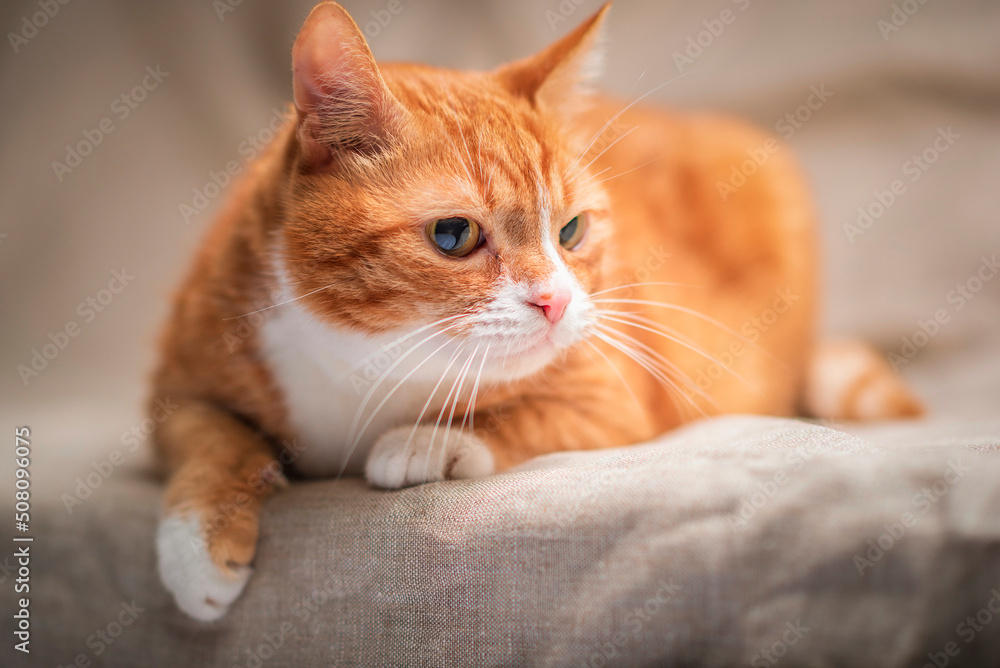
156,514,253,622
365,425,495,489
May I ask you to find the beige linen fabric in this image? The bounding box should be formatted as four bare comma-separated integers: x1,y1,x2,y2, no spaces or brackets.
5,416,1000,666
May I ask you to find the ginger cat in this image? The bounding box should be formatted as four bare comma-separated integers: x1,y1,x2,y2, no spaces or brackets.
153,2,922,620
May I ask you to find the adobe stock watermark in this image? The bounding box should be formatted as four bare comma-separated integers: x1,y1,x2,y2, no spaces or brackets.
684,288,800,399
843,126,959,244
179,107,287,224
888,255,998,371
717,85,833,201
877,0,931,41
17,268,135,386
749,620,810,666
585,578,683,667
56,600,145,668
7,0,72,54
356,0,420,40
727,443,820,531
234,622,295,668
347,342,407,396
672,0,752,73
234,573,345,668
853,458,969,576
61,398,179,514
222,258,337,351
919,587,1000,668
216,0,417,35
222,257,378,356
627,244,671,285
212,0,242,21
190,440,305,556
0,555,16,586
580,117,631,168
51,66,169,182
222,288,284,353
545,0,595,31
511,467,617,542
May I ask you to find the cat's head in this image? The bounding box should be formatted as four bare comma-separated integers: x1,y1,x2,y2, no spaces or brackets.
278,2,614,382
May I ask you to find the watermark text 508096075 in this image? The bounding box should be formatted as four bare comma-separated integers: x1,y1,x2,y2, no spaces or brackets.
7,0,73,54
13,426,33,654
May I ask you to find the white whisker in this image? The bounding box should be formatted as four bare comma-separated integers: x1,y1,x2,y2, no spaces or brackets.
589,281,701,298
578,125,638,174
594,309,707,357
338,328,459,479
566,71,688,176
591,321,715,407
585,156,663,188
345,324,459,450
591,328,705,419
428,344,479,475
339,314,466,379
591,298,768,355
224,282,340,320
401,345,467,463
460,341,491,440
584,339,643,413
567,70,648,170
595,313,757,393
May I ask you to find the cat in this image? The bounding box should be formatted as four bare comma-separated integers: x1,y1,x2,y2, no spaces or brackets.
152,1,922,621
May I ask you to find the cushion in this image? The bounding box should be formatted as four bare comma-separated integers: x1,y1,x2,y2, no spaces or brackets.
6,416,1000,666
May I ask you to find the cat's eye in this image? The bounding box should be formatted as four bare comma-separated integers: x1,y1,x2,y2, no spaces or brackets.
559,213,588,250
427,217,482,257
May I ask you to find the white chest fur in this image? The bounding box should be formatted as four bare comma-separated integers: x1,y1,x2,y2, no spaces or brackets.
259,301,464,478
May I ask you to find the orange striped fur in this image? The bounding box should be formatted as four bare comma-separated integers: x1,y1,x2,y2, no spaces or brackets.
151,2,921,620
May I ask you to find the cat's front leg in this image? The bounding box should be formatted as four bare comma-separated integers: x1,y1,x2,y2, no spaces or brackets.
154,399,286,621
365,425,495,489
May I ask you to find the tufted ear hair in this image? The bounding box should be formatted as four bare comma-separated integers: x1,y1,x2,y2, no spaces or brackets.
493,3,610,117
291,2,408,168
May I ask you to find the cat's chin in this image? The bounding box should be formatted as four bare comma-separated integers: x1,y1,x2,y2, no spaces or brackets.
479,335,575,383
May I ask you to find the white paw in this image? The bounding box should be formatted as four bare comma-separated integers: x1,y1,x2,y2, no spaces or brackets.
365,425,495,489
156,514,251,622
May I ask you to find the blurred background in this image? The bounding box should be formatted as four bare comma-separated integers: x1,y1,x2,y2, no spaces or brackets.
2,0,999,498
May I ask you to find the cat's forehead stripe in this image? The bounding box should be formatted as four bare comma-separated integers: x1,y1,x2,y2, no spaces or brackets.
428,99,559,204
390,68,563,199
492,136,560,222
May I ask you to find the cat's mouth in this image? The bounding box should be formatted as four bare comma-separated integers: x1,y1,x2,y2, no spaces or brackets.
463,298,590,380
522,332,559,354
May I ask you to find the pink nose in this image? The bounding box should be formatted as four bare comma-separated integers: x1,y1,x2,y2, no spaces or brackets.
529,286,572,325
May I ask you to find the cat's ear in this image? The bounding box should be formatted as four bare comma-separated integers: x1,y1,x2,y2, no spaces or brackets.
495,3,610,116
292,2,407,167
